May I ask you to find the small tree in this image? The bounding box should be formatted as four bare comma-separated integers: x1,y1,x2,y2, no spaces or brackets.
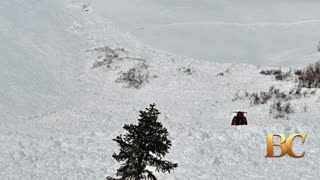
107,104,178,180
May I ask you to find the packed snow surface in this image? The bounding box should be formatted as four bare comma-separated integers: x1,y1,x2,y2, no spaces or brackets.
2,0,320,179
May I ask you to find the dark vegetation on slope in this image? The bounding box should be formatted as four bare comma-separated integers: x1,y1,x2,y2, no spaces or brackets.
260,61,320,88
297,61,320,88
260,69,291,81
177,66,194,75
235,61,320,119
90,46,154,88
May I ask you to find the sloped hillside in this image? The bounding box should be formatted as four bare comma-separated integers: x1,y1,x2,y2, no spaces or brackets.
2,1,320,180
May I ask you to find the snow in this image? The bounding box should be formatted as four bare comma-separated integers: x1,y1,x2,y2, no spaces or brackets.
1,0,320,179
92,0,320,66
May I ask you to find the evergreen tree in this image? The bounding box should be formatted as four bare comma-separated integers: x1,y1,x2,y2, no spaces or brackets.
107,103,178,180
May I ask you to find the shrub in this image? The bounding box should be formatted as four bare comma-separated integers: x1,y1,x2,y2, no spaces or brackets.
241,85,316,106
217,72,224,76
217,68,232,76
260,69,292,81
289,86,302,96
260,69,282,76
275,70,292,81
297,61,320,88
116,66,149,88
250,93,261,105
91,46,156,88
294,69,303,76
178,66,194,75
269,100,294,119
249,86,284,105
92,46,126,69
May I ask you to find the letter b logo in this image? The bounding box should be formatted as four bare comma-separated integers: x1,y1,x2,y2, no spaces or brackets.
265,134,307,158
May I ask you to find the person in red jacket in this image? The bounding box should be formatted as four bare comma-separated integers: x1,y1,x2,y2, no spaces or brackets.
231,112,248,126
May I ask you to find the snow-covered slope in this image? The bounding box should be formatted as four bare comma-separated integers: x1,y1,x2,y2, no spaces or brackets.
0,0,90,122
2,1,320,180
92,0,320,66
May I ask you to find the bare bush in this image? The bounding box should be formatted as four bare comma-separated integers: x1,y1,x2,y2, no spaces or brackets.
217,68,232,76
250,93,261,105
288,86,302,96
116,66,149,88
178,66,194,75
235,85,314,106
294,69,303,76
297,61,320,88
92,46,127,69
249,86,288,105
232,86,306,118
260,68,292,81
90,46,156,88
275,70,292,81
269,100,294,119
260,69,282,76
310,89,317,95
217,72,224,76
